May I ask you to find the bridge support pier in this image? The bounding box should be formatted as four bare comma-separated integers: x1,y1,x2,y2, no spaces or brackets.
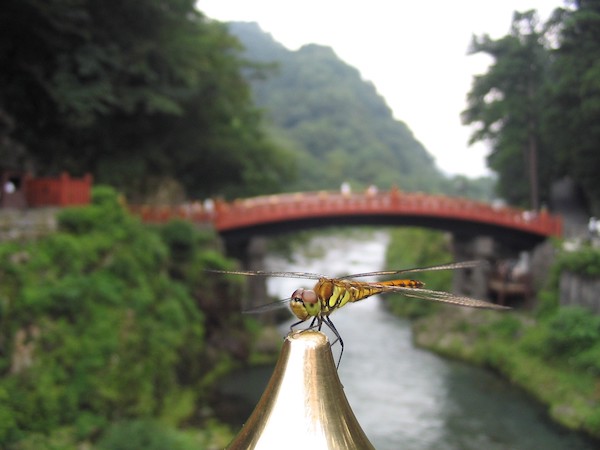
225,236,269,311
452,233,557,306
451,234,496,300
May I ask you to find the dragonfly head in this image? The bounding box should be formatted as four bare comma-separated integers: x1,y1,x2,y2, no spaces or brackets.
290,288,320,319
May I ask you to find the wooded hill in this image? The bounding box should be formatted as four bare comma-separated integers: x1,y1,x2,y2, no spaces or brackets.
0,1,493,203
227,22,494,198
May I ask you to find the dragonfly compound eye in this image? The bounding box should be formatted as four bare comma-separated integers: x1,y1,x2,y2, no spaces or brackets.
302,289,318,305
291,288,304,302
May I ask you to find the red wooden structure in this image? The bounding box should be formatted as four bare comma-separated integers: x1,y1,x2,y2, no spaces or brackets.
133,190,562,242
24,172,93,207
213,191,562,238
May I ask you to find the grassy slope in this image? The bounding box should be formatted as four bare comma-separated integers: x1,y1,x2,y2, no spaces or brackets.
0,187,269,449
412,307,600,438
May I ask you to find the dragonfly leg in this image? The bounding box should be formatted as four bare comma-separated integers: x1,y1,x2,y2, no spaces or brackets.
290,317,324,337
290,315,343,368
292,317,326,334
289,318,308,334
323,316,344,369
316,317,323,332
310,316,318,329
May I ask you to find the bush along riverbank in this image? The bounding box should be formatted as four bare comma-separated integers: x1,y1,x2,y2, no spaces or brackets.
384,228,600,441
0,187,273,449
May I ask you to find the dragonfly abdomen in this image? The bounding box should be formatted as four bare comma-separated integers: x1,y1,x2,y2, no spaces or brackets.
379,279,424,289
315,278,424,314
350,278,424,301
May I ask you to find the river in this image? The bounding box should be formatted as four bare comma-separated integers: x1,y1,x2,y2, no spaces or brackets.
218,230,595,449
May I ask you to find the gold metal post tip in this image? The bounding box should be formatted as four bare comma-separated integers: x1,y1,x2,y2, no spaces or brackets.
227,331,375,450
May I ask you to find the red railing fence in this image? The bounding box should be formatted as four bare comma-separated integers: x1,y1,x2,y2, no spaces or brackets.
25,172,93,207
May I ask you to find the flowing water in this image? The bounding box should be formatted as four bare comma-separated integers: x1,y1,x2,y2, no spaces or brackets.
218,230,595,449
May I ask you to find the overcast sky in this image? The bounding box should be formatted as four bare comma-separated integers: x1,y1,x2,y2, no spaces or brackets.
198,1,563,178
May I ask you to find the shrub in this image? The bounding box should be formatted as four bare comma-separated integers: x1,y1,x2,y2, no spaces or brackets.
544,307,600,357
556,245,600,277
0,185,251,448
0,187,208,446
491,315,522,339
573,344,600,375
160,220,196,262
57,186,128,234
97,420,187,450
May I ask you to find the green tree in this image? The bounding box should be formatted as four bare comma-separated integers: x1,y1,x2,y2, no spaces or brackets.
0,0,293,199
462,11,553,209
545,0,600,214
0,188,247,447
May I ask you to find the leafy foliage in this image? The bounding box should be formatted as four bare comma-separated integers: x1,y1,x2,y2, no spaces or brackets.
463,11,552,209
555,245,600,277
97,420,192,450
0,187,247,448
544,307,600,358
464,3,600,214
0,0,293,200
546,1,600,213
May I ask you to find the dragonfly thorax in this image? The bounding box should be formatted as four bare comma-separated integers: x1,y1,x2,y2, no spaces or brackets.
289,288,321,320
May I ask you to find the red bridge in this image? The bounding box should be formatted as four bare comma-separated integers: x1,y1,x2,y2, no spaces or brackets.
132,189,562,249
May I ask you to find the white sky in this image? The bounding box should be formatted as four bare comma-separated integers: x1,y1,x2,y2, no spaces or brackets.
198,0,563,178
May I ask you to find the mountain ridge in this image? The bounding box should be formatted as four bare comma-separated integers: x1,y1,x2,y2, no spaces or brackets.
228,21,447,193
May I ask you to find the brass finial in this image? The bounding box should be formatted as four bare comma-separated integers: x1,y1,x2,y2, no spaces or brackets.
227,331,375,449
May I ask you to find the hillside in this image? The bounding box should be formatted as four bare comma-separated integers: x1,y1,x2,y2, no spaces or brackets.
0,187,254,447
228,22,448,194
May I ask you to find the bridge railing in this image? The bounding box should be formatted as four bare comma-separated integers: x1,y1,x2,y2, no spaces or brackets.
212,191,562,238
130,190,562,239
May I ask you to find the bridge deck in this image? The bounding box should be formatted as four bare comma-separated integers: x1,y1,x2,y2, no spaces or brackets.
132,190,562,246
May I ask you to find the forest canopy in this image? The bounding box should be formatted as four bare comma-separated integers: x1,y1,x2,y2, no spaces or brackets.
227,22,448,194
463,1,600,213
0,0,294,200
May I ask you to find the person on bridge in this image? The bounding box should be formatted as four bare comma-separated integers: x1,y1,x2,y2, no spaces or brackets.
340,182,351,196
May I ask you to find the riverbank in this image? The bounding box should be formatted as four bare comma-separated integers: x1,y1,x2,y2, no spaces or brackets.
410,306,600,441
381,226,600,442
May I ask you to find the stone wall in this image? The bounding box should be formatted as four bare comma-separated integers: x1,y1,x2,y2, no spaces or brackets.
559,271,600,314
0,208,59,242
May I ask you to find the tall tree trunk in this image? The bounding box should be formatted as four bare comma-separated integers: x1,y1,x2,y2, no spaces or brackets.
527,73,539,211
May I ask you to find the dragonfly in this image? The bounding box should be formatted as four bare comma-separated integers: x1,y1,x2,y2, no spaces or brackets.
210,261,509,367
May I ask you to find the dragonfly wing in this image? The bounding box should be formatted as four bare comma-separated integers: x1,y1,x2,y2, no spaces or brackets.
340,260,484,279
208,269,317,315
243,298,291,314
210,261,484,280
207,269,325,279
374,283,509,310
